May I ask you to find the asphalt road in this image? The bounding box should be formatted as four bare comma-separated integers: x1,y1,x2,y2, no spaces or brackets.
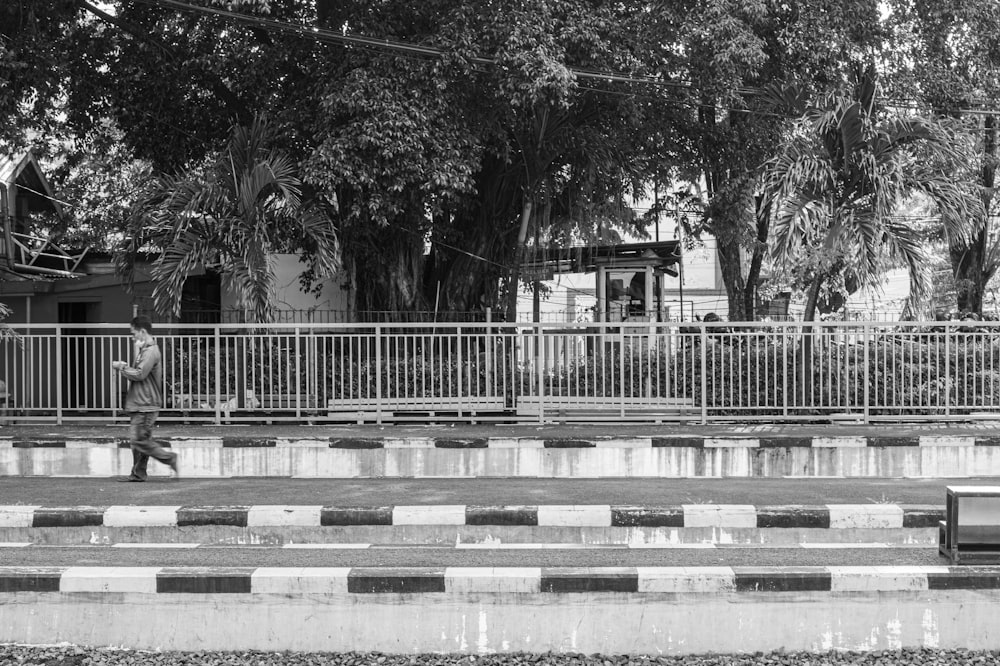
1,477,995,506
0,544,942,568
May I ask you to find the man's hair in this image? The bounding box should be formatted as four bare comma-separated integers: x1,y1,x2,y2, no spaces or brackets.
131,315,154,334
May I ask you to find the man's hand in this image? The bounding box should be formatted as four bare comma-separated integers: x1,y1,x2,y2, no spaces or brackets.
112,361,127,371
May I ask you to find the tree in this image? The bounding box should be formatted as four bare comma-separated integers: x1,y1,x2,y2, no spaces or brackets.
5,0,657,320
640,0,887,320
120,117,340,323
885,0,1000,314
762,66,979,323
305,0,655,319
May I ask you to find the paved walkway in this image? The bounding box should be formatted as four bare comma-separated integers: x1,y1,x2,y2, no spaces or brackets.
4,420,1000,440
0,420,1000,440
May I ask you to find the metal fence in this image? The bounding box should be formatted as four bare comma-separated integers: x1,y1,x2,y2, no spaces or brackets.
2,320,1000,424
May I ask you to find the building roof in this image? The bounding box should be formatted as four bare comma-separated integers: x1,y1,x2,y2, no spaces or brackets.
0,151,63,218
522,240,682,279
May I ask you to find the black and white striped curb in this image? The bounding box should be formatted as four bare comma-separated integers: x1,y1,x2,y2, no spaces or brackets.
3,435,1000,448
1,565,998,593
0,504,943,528
0,542,927,549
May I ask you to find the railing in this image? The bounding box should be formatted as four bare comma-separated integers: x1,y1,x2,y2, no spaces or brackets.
180,309,506,324
10,231,88,275
2,320,1000,424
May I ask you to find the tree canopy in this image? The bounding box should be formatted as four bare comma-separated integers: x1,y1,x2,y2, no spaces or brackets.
1,0,993,321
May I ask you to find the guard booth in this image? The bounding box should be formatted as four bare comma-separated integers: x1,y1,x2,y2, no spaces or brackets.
516,242,691,420
523,241,682,326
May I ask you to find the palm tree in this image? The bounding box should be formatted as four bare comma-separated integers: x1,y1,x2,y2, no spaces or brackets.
762,65,980,323
123,116,340,323
0,302,16,342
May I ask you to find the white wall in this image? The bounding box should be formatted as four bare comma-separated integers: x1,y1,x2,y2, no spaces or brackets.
222,254,349,319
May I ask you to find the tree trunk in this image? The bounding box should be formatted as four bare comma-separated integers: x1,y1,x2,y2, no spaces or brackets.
506,198,533,323
802,273,823,324
950,235,987,314
743,197,771,321
716,238,747,321
949,115,997,315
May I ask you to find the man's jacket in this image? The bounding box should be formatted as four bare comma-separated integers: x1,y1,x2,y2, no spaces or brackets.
121,341,163,412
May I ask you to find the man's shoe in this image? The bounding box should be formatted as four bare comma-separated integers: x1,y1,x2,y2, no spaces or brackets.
168,454,180,480
117,477,144,483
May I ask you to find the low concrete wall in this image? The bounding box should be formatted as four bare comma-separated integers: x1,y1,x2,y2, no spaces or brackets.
2,566,1000,654
0,524,938,547
0,502,941,546
3,442,1000,477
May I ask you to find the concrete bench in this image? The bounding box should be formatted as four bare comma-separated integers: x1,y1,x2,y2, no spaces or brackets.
170,392,320,416
516,395,695,420
325,396,506,424
938,485,1000,564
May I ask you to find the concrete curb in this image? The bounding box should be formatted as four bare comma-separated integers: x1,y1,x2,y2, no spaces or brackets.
1,435,997,448
7,437,1000,477
0,504,944,529
2,565,998,594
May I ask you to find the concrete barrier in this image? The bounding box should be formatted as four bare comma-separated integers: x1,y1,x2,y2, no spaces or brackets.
0,503,941,546
2,566,1000,654
3,436,1000,477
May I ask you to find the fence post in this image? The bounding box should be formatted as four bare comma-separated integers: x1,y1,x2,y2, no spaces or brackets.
700,323,707,425
782,325,789,418
619,326,626,418
485,308,493,400
536,322,544,424
945,322,951,418
214,327,222,426
456,325,464,419
375,324,383,425
55,325,63,425
295,326,302,420
863,322,870,424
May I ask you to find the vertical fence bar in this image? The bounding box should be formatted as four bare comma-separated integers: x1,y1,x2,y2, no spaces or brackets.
457,326,464,419
535,323,544,423
214,328,222,425
782,326,789,418
55,326,63,425
700,323,707,425
863,322,870,424
619,326,626,418
295,327,302,420
375,325,383,424
945,323,951,418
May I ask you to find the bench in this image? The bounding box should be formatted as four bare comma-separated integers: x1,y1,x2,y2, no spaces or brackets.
939,486,1000,564
169,391,320,419
325,396,507,424
516,395,696,421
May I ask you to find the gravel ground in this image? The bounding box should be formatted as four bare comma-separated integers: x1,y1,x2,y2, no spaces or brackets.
3,645,1000,665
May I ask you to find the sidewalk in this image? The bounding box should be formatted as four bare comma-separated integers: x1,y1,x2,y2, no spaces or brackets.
4,420,1000,441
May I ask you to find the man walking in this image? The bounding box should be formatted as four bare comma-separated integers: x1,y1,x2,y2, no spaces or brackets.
112,315,178,481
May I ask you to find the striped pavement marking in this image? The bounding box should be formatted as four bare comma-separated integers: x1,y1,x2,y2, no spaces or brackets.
0,504,943,528
0,542,930,550
59,567,162,593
